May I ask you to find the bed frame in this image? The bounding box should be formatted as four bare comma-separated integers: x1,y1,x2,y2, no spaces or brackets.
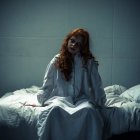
0,124,139,140
0,124,38,140
108,131,140,140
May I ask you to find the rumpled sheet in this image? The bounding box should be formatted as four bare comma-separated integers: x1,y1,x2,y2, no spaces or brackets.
0,85,140,140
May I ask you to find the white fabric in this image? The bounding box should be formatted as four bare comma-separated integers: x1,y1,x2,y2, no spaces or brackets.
120,84,140,103
37,54,106,107
0,86,40,126
37,99,104,140
36,54,106,140
104,85,140,138
104,85,127,95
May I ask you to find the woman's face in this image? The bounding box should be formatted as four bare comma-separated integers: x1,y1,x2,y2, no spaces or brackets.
67,35,84,55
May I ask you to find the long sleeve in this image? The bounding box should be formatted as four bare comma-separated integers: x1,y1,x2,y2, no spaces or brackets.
37,57,56,106
89,61,106,107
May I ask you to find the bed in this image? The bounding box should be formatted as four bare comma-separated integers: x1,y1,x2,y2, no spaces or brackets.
104,84,140,140
0,84,140,140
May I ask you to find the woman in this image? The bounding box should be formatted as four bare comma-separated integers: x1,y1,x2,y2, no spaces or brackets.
37,28,106,106
37,28,106,140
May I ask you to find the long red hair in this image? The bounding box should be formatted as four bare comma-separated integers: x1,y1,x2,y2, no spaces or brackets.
55,28,96,81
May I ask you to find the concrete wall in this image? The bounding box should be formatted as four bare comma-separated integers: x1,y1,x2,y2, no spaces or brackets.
0,0,140,95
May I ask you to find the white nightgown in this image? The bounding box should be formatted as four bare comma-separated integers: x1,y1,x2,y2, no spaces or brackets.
37,54,107,140
37,54,106,106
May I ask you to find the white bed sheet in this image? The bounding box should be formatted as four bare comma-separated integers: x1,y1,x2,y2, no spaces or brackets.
0,85,140,140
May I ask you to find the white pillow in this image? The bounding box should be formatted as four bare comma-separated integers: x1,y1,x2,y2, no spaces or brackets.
104,85,127,95
120,84,140,103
